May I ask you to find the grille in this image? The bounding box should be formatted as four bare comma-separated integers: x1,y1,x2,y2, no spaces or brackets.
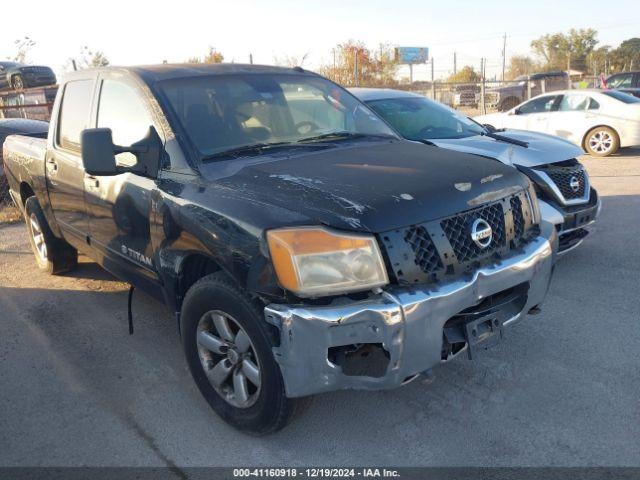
543,165,587,200
404,226,443,274
441,202,506,263
510,196,524,239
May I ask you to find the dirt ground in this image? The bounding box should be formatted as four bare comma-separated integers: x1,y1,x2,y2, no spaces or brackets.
1,149,639,467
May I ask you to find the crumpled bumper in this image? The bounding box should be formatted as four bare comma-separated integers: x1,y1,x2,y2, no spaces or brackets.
265,223,557,398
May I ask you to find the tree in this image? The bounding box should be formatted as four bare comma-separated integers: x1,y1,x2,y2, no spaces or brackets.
187,47,224,64
612,37,640,71
447,65,479,83
273,53,310,67
11,36,36,63
80,46,110,67
318,40,398,86
531,28,598,72
505,55,538,80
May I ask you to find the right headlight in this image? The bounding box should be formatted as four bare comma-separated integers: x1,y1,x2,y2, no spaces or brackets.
266,227,389,297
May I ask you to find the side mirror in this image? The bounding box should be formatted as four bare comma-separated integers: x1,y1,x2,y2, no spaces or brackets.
509,108,519,116
80,128,118,176
81,126,163,178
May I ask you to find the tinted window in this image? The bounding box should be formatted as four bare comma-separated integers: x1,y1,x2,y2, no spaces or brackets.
58,80,94,151
517,95,558,114
367,96,484,140
98,79,154,165
607,74,633,89
558,94,589,111
601,90,640,104
160,74,396,158
588,98,600,109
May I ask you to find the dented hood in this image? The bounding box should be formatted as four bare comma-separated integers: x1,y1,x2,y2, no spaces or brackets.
430,130,584,167
200,140,529,233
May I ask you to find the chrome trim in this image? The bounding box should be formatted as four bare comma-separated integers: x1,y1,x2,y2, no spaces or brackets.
265,223,557,398
534,168,590,206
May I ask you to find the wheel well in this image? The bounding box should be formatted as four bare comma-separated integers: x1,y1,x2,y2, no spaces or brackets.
178,254,222,300
582,125,620,150
19,182,35,207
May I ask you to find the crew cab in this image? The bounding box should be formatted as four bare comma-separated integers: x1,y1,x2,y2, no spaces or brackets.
3,64,557,434
352,88,601,253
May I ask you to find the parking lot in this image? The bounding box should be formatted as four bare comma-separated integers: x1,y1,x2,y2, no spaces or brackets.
0,150,639,468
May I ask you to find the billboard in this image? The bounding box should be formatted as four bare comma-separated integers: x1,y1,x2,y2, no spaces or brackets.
395,47,429,64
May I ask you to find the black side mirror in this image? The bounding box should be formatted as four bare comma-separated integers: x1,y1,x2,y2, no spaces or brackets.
81,126,163,178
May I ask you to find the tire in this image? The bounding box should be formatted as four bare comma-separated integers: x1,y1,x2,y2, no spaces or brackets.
11,74,24,90
584,126,619,157
180,272,306,434
24,196,78,274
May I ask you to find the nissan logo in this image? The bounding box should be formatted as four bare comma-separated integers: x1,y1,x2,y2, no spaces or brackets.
569,176,580,192
470,218,493,248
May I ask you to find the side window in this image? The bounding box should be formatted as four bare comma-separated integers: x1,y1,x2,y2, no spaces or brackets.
608,74,633,89
558,94,589,111
517,95,558,115
588,98,600,110
57,80,94,152
97,79,154,166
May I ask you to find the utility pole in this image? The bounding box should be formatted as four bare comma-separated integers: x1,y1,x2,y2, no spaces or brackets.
431,58,435,100
409,63,414,84
480,58,486,114
567,53,572,89
501,33,507,81
453,52,457,75
249,53,253,65
332,48,336,69
354,48,359,86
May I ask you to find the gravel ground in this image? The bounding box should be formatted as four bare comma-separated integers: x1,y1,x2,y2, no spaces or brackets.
0,149,639,468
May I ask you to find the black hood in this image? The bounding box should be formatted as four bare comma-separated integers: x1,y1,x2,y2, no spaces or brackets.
199,140,530,233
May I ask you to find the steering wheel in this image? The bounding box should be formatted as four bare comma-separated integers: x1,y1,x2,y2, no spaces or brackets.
295,121,320,135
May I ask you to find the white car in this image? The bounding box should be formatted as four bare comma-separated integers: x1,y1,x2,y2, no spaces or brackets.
475,89,640,157
351,88,601,254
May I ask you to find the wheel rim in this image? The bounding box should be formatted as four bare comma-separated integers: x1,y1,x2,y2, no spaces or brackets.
588,130,613,154
29,213,47,262
196,310,261,408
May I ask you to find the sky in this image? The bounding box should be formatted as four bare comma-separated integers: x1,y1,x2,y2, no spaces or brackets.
2,0,639,81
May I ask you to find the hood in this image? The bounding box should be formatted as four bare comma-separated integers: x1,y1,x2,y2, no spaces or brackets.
430,130,583,168
199,140,529,233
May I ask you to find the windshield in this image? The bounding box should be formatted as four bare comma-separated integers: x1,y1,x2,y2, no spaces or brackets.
159,73,397,158
602,90,640,104
366,96,485,140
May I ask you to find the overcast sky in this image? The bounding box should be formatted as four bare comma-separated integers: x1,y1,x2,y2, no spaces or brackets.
2,0,639,81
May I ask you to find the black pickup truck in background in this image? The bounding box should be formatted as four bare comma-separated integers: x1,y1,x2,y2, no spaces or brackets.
2,64,557,434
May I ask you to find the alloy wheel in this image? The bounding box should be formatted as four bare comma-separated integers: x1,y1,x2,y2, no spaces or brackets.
196,310,262,408
29,213,47,262
588,130,614,155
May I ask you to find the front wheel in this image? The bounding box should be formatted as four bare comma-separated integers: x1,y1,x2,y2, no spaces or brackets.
24,197,77,274
11,74,24,90
584,126,619,157
181,272,306,434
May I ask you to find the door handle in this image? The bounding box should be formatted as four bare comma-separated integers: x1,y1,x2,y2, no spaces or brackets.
46,158,58,172
85,177,100,188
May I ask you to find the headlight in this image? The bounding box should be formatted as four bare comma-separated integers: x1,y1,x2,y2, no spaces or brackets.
266,227,389,297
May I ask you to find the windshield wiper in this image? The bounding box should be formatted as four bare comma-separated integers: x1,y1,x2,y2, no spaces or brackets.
480,130,529,148
202,141,322,161
297,131,395,143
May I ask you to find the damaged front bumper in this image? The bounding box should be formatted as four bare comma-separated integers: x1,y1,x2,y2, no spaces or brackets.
265,222,557,398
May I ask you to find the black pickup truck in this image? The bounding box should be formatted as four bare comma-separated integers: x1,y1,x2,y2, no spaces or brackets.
2,64,556,434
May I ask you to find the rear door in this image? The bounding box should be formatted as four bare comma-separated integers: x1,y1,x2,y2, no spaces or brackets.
46,79,95,248
84,74,161,291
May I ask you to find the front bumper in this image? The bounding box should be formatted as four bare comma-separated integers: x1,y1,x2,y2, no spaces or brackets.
538,190,601,254
265,222,557,398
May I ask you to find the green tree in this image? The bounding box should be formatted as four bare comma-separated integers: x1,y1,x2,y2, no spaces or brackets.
612,37,640,71
79,46,110,67
531,28,598,72
447,65,479,83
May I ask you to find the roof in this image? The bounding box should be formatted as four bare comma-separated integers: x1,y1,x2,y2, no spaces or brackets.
64,63,312,84
349,87,425,101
